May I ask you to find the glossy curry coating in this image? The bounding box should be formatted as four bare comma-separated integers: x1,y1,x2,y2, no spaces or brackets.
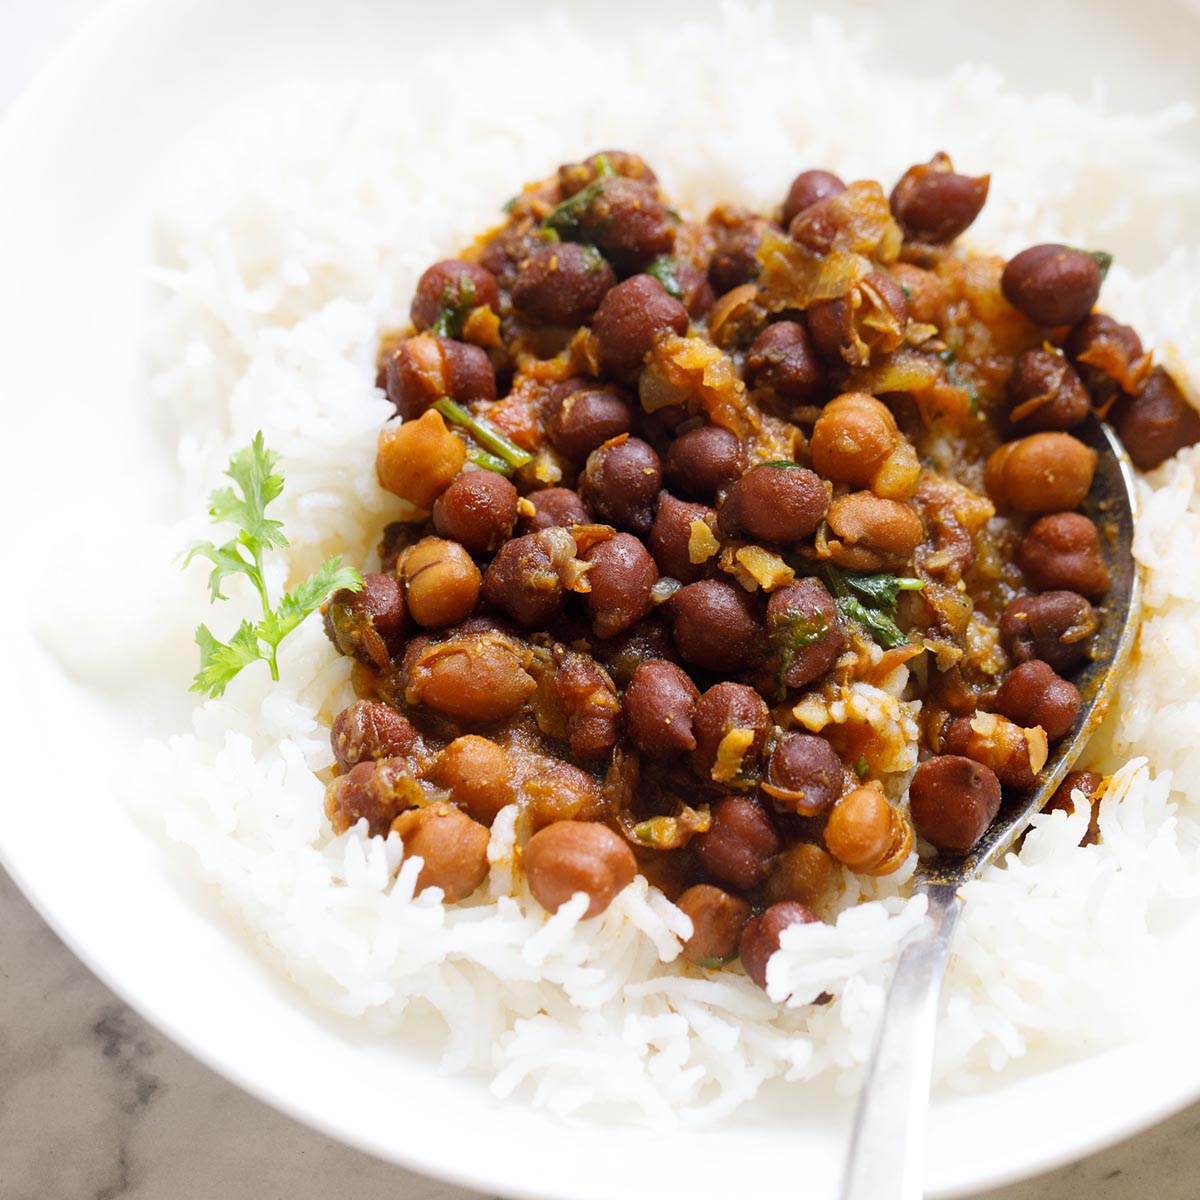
318,148,1195,987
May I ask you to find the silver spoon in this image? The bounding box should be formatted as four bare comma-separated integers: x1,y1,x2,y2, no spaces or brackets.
840,414,1142,1200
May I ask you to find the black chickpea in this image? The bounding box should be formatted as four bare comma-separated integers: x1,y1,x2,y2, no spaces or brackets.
781,168,846,227
323,572,409,668
1017,512,1111,597
581,532,659,639
1065,312,1148,398
386,334,496,421
691,682,772,781
669,579,765,672
744,321,824,400
708,218,769,294
693,796,781,891
482,531,573,628
551,176,674,275
807,270,909,367
391,801,491,902
1006,348,1091,434
1111,367,1200,471
330,701,420,773
579,436,663,534
762,733,843,815
663,425,745,501
889,153,989,244
432,470,519,553
1000,591,1098,672
648,492,717,584
994,660,1081,742
410,259,500,331
547,383,635,463
557,150,658,198
739,901,819,990
511,242,617,325
717,463,829,543
624,659,700,759
909,755,1002,852
1001,244,1103,327
592,275,690,377
517,487,591,534
766,579,845,689
325,758,417,837
942,713,1043,790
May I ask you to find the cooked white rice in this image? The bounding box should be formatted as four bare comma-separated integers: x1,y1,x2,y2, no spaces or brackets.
92,4,1200,1123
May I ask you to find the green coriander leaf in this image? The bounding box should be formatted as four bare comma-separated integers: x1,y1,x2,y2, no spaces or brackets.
853,756,870,780
837,596,909,650
760,459,800,469
1087,249,1113,280
646,255,683,300
190,621,264,698
542,175,606,239
466,447,515,475
210,431,288,551
258,557,363,653
183,539,253,602
431,272,478,339
769,609,829,699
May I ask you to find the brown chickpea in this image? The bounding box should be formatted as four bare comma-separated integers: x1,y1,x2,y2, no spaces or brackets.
376,409,466,510
592,275,690,377
823,786,895,871
693,796,781,890
582,532,659,639
512,242,617,326
391,801,490,902
677,885,752,965
428,736,515,826
432,470,518,554
762,733,843,815
1001,244,1103,328
942,713,1045,790
669,579,765,672
984,432,1097,514
993,660,1081,742
1000,591,1097,672
521,759,608,827
1045,770,1105,845
739,901,819,990
330,700,420,772
523,821,637,918
401,537,482,628
1017,512,1110,597
717,463,829,543
810,392,919,501
663,425,745,501
539,652,621,763
401,629,535,722
909,755,1002,852
410,260,500,332
323,572,409,668
648,492,717,584
691,682,772,782
782,169,846,227
889,262,946,325
889,152,989,244
624,659,700,759
765,844,837,909
385,334,496,422
826,492,924,569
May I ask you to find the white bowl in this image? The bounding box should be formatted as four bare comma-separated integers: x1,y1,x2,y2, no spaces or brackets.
3,1,1200,1197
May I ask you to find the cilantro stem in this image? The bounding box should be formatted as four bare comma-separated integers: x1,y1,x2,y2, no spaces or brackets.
434,397,532,469
466,447,516,476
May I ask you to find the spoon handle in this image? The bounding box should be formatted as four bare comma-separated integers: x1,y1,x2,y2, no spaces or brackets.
839,882,962,1200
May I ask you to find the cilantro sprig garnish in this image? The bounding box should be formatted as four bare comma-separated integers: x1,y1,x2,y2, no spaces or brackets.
184,433,362,697
823,566,923,651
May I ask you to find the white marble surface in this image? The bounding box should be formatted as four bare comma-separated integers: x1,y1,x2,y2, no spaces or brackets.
4,4,1200,1199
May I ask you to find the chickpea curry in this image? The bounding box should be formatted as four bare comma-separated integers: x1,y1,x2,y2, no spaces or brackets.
320,150,1199,986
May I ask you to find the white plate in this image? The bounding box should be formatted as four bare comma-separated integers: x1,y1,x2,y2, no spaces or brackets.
3,1,1200,1197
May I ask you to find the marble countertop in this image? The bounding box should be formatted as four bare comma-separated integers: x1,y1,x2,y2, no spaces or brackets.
4,6,1200,1199
4,864,1200,1200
